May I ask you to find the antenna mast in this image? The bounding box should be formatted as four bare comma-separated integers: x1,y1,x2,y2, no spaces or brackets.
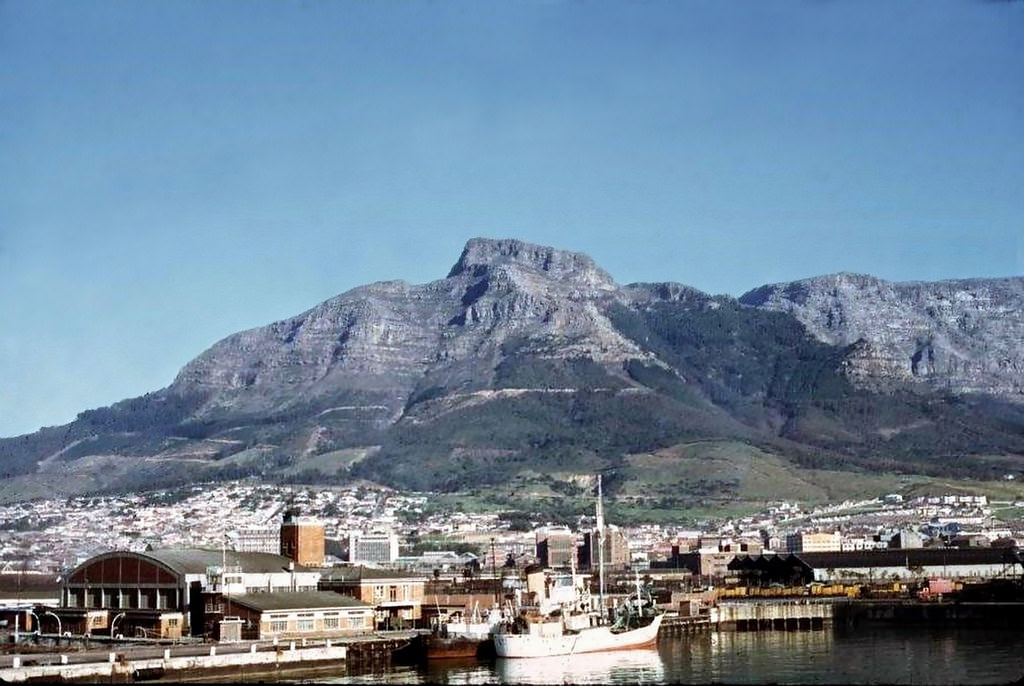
596,474,605,617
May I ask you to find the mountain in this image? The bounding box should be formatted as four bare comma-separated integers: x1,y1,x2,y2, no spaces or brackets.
2,238,1023,504
739,273,1024,398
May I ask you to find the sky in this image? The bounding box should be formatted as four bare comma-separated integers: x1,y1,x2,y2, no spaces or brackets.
1,0,1022,438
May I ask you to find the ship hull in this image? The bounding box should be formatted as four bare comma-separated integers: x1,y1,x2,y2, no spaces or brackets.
425,635,495,660
493,613,663,658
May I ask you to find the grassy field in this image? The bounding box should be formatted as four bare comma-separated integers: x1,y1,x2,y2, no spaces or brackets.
413,439,1024,526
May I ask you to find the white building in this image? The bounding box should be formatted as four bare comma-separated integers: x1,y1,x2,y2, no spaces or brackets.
349,530,399,564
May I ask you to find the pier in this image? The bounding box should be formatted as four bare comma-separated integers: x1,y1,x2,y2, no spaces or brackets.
0,632,418,684
710,600,832,632
658,614,713,636
832,600,1024,628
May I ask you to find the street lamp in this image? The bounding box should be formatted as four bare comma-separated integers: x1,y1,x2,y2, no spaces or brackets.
110,612,126,639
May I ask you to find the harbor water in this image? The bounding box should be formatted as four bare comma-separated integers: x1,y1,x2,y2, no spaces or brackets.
303,624,1023,685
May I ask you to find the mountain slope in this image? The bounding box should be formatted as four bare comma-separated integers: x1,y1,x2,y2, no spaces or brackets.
2,238,1023,501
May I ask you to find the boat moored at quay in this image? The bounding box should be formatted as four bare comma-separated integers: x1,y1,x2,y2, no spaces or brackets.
493,581,667,659
492,474,665,658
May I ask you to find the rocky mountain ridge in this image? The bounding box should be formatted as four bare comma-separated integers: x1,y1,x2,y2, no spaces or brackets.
1,238,1022,501
740,272,1024,397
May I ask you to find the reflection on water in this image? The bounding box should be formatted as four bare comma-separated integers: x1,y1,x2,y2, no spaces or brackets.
658,625,1022,685
660,627,836,684
302,625,1024,685
495,648,664,685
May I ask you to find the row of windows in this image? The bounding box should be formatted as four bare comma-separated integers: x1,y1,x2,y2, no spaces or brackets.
65,589,176,610
267,615,367,634
371,584,413,602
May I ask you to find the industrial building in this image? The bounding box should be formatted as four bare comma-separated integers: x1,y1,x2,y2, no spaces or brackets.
729,547,1023,586
579,525,630,571
535,527,575,568
318,565,427,630
56,549,321,638
224,591,374,640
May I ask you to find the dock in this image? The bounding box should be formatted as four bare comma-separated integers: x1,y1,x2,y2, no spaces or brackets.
658,614,713,637
711,600,832,631
0,632,419,684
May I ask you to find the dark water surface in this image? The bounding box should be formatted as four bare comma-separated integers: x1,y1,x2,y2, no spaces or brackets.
307,625,1023,685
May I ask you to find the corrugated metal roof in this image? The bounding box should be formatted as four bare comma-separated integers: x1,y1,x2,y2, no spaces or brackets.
0,573,61,595
227,591,371,612
143,549,312,575
795,547,1018,569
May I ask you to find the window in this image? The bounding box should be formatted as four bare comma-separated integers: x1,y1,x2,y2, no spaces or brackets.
373,585,384,601
270,620,287,633
167,618,179,628
324,617,340,629
297,618,314,632
389,586,398,602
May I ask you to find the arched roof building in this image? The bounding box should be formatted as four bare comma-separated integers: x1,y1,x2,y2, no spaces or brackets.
60,549,320,638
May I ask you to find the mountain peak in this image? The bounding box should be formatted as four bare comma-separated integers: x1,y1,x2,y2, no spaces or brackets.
447,238,615,288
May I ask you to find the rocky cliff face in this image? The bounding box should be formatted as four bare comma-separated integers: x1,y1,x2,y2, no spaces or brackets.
2,239,1023,500
739,273,1024,398
171,237,647,421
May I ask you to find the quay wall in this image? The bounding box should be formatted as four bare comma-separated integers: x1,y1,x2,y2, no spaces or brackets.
833,600,1024,628
683,599,1024,633
711,601,831,632
0,641,363,684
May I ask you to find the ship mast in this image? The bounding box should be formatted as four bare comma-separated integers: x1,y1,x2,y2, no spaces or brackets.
596,474,605,618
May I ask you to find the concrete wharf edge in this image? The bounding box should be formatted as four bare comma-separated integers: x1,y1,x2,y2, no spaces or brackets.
0,633,417,684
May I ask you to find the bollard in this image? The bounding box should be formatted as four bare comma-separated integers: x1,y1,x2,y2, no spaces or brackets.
272,637,278,646
209,646,216,657
109,652,116,664
325,639,331,648
60,655,68,665
289,641,295,651
163,649,170,661
250,644,257,654
11,657,20,669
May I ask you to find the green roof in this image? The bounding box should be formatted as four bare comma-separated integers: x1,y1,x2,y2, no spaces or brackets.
227,591,372,612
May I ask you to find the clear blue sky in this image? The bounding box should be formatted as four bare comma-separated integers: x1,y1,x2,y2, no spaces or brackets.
1,0,1022,438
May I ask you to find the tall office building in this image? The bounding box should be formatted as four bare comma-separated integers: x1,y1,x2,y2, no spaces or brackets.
535,527,575,568
349,530,400,564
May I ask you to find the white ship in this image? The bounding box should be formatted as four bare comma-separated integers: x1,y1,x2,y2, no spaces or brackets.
493,475,664,658
492,598,664,658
